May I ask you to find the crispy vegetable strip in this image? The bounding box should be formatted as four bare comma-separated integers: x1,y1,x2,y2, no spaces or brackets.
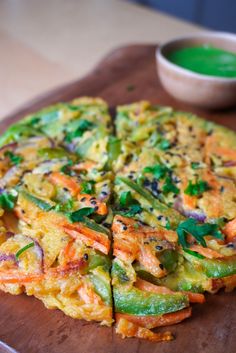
223,218,236,242
78,282,103,305
190,245,224,259
136,278,205,304
72,161,97,171
138,245,167,278
77,194,108,215
116,317,173,342
49,172,81,196
63,223,110,255
116,307,192,329
0,270,43,283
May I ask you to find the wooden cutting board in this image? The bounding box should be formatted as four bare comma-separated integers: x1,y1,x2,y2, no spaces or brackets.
0,45,235,353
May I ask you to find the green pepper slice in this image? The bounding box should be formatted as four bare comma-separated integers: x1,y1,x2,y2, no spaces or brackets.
113,286,189,316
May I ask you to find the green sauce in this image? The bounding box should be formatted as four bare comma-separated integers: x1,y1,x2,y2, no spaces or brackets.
167,45,236,78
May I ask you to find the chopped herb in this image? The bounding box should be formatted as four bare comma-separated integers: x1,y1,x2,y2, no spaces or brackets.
177,218,224,249
124,204,142,217
158,139,171,151
162,177,180,195
191,162,201,170
81,181,95,194
119,191,142,217
0,191,16,210
60,160,74,175
184,179,211,196
143,164,170,180
65,119,94,143
4,151,23,165
54,199,74,212
69,207,95,222
119,191,137,207
183,248,205,259
16,242,34,260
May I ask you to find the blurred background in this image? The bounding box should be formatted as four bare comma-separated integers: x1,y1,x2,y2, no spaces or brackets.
128,0,236,32
0,0,235,118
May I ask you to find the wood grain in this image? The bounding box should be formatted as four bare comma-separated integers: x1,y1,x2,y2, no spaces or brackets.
0,45,235,353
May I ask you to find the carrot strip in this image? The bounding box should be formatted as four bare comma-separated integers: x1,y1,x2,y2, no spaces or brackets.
78,282,102,304
138,246,167,278
0,271,43,283
135,278,205,303
116,317,173,342
190,245,224,259
116,307,192,329
63,223,110,255
77,194,108,216
223,218,236,242
72,161,97,171
49,172,81,196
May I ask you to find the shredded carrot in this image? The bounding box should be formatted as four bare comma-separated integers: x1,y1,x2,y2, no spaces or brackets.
223,218,236,242
63,241,76,263
138,245,167,278
135,278,205,303
49,172,81,196
116,307,192,329
77,193,108,216
72,161,97,171
78,282,102,304
63,223,110,255
116,317,173,342
190,245,224,259
0,271,43,283
14,206,31,224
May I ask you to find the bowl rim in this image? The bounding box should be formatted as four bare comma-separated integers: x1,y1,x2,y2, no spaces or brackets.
156,31,236,83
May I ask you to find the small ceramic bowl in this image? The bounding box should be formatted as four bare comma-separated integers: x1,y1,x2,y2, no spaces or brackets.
156,32,236,109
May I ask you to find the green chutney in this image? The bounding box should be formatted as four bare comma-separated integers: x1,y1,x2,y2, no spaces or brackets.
167,45,236,78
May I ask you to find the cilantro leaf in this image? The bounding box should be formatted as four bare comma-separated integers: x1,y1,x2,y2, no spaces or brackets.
177,218,224,249
158,139,171,150
65,119,94,143
0,191,16,210
119,191,138,207
162,177,180,195
60,160,74,175
183,248,205,259
54,199,74,212
124,204,142,217
191,162,201,170
119,191,142,217
4,151,23,165
184,180,211,196
80,181,95,195
143,164,170,180
69,207,95,222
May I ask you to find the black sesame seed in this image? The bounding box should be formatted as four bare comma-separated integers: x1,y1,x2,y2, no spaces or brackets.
91,200,97,205
83,253,89,261
157,215,163,220
156,245,163,251
94,206,99,211
80,197,86,202
101,191,108,196
159,263,164,270
63,187,69,192
220,186,224,193
122,225,128,231
226,243,235,248
144,241,149,245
